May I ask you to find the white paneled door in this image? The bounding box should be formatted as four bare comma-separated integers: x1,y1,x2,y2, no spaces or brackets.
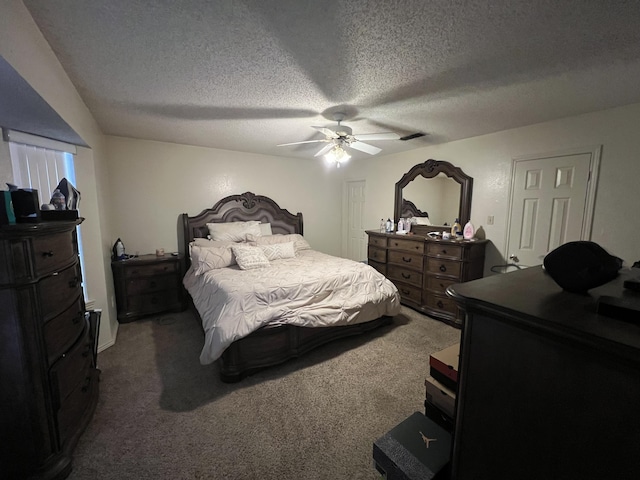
506,147,600,267
346,180,367,262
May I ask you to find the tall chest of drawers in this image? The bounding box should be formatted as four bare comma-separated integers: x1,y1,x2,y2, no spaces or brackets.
0,220,99,480
367,231,487,327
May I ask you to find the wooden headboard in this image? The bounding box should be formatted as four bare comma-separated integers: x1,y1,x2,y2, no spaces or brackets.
401,198,429,218
179,192,304,269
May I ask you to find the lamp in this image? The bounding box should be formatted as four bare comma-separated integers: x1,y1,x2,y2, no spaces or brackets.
324,144,351,168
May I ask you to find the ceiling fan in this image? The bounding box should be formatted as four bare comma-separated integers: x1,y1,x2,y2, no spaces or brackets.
277,113,400,166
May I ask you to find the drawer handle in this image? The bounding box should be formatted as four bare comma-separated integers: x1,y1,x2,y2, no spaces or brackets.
68,277,79,288
42,250,55,257
401,289,411,295
439,283,446,288
439,265,447,272
401,273,411,279
81,376,92,392
402,256,412,263
82,346,91,358
73,312,83,324
437,300,444,308
441,249,447,254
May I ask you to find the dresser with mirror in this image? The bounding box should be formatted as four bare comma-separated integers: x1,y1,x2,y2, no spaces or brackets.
367,159,487,327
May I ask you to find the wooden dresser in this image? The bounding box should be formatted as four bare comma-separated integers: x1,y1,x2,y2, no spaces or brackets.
0,220,99,480
367,231,486,327
447,266,640,479
111,253,185,323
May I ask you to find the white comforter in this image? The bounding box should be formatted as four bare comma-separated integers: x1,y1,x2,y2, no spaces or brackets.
183,249,401,364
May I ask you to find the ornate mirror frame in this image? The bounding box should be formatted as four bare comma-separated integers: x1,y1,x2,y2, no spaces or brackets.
394,159,473,229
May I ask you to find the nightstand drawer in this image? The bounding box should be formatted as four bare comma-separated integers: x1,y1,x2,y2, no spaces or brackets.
125,261,178,278
50,322,92,404
40,263,83,321
44,295,85,365
127,289,180,314
425,293,459,317
126,274,177,295
393,282,422,304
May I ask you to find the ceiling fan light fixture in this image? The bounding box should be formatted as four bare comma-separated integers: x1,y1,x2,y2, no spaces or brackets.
324,144,351,167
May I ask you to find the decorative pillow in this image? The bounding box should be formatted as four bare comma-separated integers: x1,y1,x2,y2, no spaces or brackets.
259,222,273,236
206,221,261,242
254,234,311,252
191,237,236,247
231,244,270,270
191,244,236,274
258,241,295,261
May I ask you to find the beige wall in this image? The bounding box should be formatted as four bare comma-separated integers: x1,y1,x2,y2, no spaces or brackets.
1,0,117,351
342,102,640,271
105,136,343,256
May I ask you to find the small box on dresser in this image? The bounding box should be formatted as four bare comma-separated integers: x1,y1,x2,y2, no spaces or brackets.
0,220,99,480
111,253,186,323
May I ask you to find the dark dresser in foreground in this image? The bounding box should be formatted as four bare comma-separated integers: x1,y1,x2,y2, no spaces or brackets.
111,253,185,322
0,220,99,480
447,266,640,480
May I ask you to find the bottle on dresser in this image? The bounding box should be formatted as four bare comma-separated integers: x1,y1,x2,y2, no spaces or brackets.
386,218,392,232
451,218,462,240
380,219,385,233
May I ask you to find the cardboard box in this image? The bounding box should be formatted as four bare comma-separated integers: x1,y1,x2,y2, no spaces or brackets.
429,343,459,390
373,412,451,480
425,376,456,419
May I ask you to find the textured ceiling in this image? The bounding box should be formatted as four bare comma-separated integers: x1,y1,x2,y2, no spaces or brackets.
18,0,640,160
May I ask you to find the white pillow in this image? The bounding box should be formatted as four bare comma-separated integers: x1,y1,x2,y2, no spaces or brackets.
259,223,273,236
206,221,261,242
231,244,270,270
191,238,236,247
259,241,295,261
254,233,311,252
191,244,236,274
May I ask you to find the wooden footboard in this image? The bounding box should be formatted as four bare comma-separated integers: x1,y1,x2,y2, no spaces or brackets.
218,316,393,382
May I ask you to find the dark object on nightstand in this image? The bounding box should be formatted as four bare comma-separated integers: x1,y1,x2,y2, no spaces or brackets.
373,411,451,480
543,240,622,293
596,295,640,323
111,253,186,322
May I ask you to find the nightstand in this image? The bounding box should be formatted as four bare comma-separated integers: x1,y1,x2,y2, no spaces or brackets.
111,253,186,323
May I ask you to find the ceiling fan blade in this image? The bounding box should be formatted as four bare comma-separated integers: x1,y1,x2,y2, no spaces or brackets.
353,132,400,141
314,143,335,157
277,139,328,146
311,126,339,138
349,141,381,155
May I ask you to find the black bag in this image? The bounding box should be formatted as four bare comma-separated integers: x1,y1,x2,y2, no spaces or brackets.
543,241,623,293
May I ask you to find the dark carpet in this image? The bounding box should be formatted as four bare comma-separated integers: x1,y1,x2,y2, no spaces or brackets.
67,306,460,479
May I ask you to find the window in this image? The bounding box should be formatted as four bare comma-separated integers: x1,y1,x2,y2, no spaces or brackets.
5,129,89,304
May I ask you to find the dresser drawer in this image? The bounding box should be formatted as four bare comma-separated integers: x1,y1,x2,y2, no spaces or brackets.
368,235,388,248
126,273,177,295
425,292,459,317
388,250,423,270
393,281,422,304
127,288,180,315
427,242,463,260
40,263,83,321
427,258,462,278
44,295,85,365
125,261,178,278
368,245,387,263
50,322,93,404
387,265,423,288
368,259,386,275
33,230,77,276
57,369,98,446
388,237,425,254
426,276,458,295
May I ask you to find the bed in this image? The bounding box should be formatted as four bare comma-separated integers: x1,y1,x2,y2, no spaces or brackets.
179,192,401,382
